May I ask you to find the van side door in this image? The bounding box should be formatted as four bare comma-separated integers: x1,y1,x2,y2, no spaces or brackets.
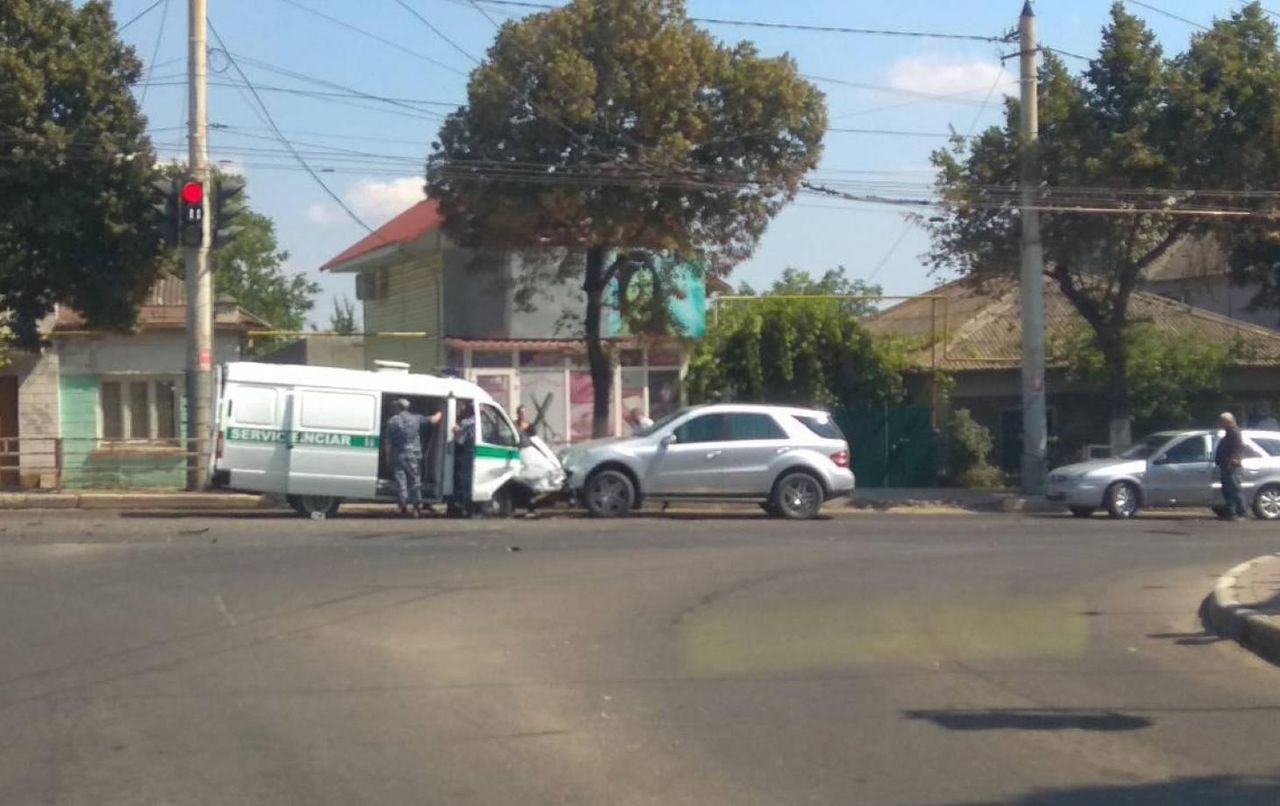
219,382,289,493
287,387,380,499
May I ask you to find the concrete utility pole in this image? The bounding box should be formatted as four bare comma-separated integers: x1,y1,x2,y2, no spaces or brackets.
1018,0,1047,495
185,0,213,490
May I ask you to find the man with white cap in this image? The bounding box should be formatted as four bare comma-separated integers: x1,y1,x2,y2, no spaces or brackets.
385,399,442,518
1214,411,1247,521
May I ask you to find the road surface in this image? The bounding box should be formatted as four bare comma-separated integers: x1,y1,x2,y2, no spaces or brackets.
2,509,1280,804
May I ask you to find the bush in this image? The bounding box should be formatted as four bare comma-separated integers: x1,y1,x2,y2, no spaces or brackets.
947,408,1004,488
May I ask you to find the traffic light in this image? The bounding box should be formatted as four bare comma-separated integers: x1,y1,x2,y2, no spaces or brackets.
180,180,204,247
212,176,246,249
152,177,179,249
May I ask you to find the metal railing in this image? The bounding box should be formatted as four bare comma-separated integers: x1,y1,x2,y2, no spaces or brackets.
0,436,201,490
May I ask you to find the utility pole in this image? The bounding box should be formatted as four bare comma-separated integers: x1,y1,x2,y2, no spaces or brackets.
185,0,212,490
1018,0,1047,495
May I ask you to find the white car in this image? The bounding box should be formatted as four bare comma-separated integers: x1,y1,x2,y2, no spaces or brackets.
561,404,855,519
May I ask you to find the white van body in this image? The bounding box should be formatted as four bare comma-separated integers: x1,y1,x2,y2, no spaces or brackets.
211,362,563,514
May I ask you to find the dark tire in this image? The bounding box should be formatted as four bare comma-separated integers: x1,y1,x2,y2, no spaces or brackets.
1253,484,1280,521
771,471,825,520
484,485,516,518
286,494,341,519
1068,506,1095,519
1103,482,1140,520
584,469,636,518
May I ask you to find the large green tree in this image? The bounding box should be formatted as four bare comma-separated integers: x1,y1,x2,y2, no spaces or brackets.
928,3,1280,446
1,0,165,345
427,0,826,436
686,297,911,409
736,266,882,317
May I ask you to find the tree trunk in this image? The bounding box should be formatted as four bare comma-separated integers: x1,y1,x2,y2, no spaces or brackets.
583,244,612,439
1099,333,1132,452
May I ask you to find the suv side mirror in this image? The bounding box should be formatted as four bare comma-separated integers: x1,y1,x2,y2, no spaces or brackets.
1152,454,1168,466
661,433,677,447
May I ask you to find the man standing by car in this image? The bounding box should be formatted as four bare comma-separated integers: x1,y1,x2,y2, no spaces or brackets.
1215,412,1247,521
385,399,442,518
452,402,477,517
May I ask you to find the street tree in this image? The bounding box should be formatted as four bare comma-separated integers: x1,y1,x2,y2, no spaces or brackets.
735,266,882,317
328,296,358,335
0,0,165,346
427,0,826,437
927,3,1280,445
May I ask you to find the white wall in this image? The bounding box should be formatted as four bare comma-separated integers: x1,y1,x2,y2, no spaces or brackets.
57,331,244,376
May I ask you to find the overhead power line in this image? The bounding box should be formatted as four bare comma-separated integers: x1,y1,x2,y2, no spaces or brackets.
118,0,166,31
271,0,469,76
136,0,172,109
1125,0,1208,30
469,0,1014,42
391,0,481,64
206,19,379,235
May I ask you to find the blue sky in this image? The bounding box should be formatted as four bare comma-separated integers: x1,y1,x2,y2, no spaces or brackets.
112,0,1259,327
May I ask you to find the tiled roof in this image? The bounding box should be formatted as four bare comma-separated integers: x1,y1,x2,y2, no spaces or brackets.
866,277,1280,372
320,198,440,272
52,275,271,333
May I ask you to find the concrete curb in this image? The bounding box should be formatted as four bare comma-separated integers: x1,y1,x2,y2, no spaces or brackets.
0,492,273,510
1204,554,1280,664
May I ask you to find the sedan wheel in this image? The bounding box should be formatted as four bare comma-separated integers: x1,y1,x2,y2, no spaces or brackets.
773,472,824,520
1104,482,1139,520
1253,484,1280,521
584,470,635,518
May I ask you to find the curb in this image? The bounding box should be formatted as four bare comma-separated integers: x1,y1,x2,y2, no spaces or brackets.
0,492,272,511
1204,554,1280,664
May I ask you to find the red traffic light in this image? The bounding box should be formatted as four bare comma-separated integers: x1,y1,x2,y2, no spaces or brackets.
180,181,203,205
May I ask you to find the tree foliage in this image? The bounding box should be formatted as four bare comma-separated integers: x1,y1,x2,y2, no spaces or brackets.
1,0,165,345
736,266,882,317
328,295,357,335
427,0,826,436
927,3,1280,432
686,298,911,409
1053,323,1238,434
946,408,1004,489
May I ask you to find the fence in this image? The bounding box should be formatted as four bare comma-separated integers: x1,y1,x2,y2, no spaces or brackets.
835,404,938,488
0,436,201,490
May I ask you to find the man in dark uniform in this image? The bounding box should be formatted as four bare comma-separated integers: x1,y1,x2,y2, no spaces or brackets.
385,399,441,518
1215,411,1247,521
452,402,476,516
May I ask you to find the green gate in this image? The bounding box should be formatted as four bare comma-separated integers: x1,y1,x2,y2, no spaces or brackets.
835,404,937,488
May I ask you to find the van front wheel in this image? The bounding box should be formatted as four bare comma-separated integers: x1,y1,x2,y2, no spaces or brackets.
287,494,341,519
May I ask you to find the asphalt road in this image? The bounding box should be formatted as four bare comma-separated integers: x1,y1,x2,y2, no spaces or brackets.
3,508,1280,805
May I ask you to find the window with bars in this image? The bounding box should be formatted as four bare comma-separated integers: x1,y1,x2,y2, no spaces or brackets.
99,378,179,443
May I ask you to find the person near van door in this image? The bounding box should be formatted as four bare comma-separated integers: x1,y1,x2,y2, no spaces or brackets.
453,402,477,516
386,399,442,518
515,405,536,438
1215,411,1247,521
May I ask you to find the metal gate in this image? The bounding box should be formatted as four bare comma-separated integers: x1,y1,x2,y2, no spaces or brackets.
836,404,937,488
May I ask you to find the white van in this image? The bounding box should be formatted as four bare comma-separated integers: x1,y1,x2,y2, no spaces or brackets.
210,361,564,517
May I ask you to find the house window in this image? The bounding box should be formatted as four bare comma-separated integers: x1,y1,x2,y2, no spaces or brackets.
100,378,179,442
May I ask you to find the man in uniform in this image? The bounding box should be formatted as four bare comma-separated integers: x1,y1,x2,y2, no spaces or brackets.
385,399,441,518
453,402,477,516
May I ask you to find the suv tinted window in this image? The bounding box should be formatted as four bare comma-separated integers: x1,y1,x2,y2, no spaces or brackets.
674,414,725,444
795,414,843,440
727,413,786,441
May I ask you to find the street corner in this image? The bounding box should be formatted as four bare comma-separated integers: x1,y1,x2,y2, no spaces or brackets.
1204,554,1280,664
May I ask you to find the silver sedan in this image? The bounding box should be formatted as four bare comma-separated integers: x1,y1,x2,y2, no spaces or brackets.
1046,429,1280,520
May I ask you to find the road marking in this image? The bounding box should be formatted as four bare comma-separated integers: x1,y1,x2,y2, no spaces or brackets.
214,594,237,626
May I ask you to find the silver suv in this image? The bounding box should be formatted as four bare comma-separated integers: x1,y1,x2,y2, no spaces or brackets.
1046,429,1280,519
561,404,855,519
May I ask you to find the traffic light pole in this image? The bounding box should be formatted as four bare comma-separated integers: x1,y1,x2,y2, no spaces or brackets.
185,0,213,490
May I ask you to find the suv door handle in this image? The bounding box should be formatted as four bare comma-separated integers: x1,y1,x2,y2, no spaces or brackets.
706,450,722,460
775,447,789,455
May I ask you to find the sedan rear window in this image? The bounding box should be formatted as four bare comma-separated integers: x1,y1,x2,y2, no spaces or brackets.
794,414,844,440
1253,437,1280,457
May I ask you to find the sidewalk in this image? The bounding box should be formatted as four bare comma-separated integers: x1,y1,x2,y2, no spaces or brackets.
0,490,272,510
847,487,1061,514
1204,554,1280,664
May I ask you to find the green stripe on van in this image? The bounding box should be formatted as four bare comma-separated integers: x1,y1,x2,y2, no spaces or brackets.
226,427,379,449
475,444,521,460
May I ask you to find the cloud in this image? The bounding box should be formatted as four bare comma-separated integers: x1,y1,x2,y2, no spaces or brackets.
886,55,1015,100
306,203,341,225
345,177,425,222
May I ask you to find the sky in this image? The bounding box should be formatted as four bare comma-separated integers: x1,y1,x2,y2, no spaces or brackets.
109,0,1265,328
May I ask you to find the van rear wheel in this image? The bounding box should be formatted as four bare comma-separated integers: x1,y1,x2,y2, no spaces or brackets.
287,494,341,519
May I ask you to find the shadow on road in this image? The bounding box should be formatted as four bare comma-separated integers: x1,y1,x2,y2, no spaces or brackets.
903,708,1151,732
983,774,1280,805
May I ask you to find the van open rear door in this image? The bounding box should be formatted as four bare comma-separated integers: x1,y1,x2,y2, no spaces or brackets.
285,387,380,499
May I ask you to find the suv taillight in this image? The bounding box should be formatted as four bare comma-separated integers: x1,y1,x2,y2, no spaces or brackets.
830,450,849,468
215,431,224,460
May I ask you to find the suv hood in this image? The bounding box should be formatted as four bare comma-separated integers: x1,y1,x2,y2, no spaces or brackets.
1050,458,1146,478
